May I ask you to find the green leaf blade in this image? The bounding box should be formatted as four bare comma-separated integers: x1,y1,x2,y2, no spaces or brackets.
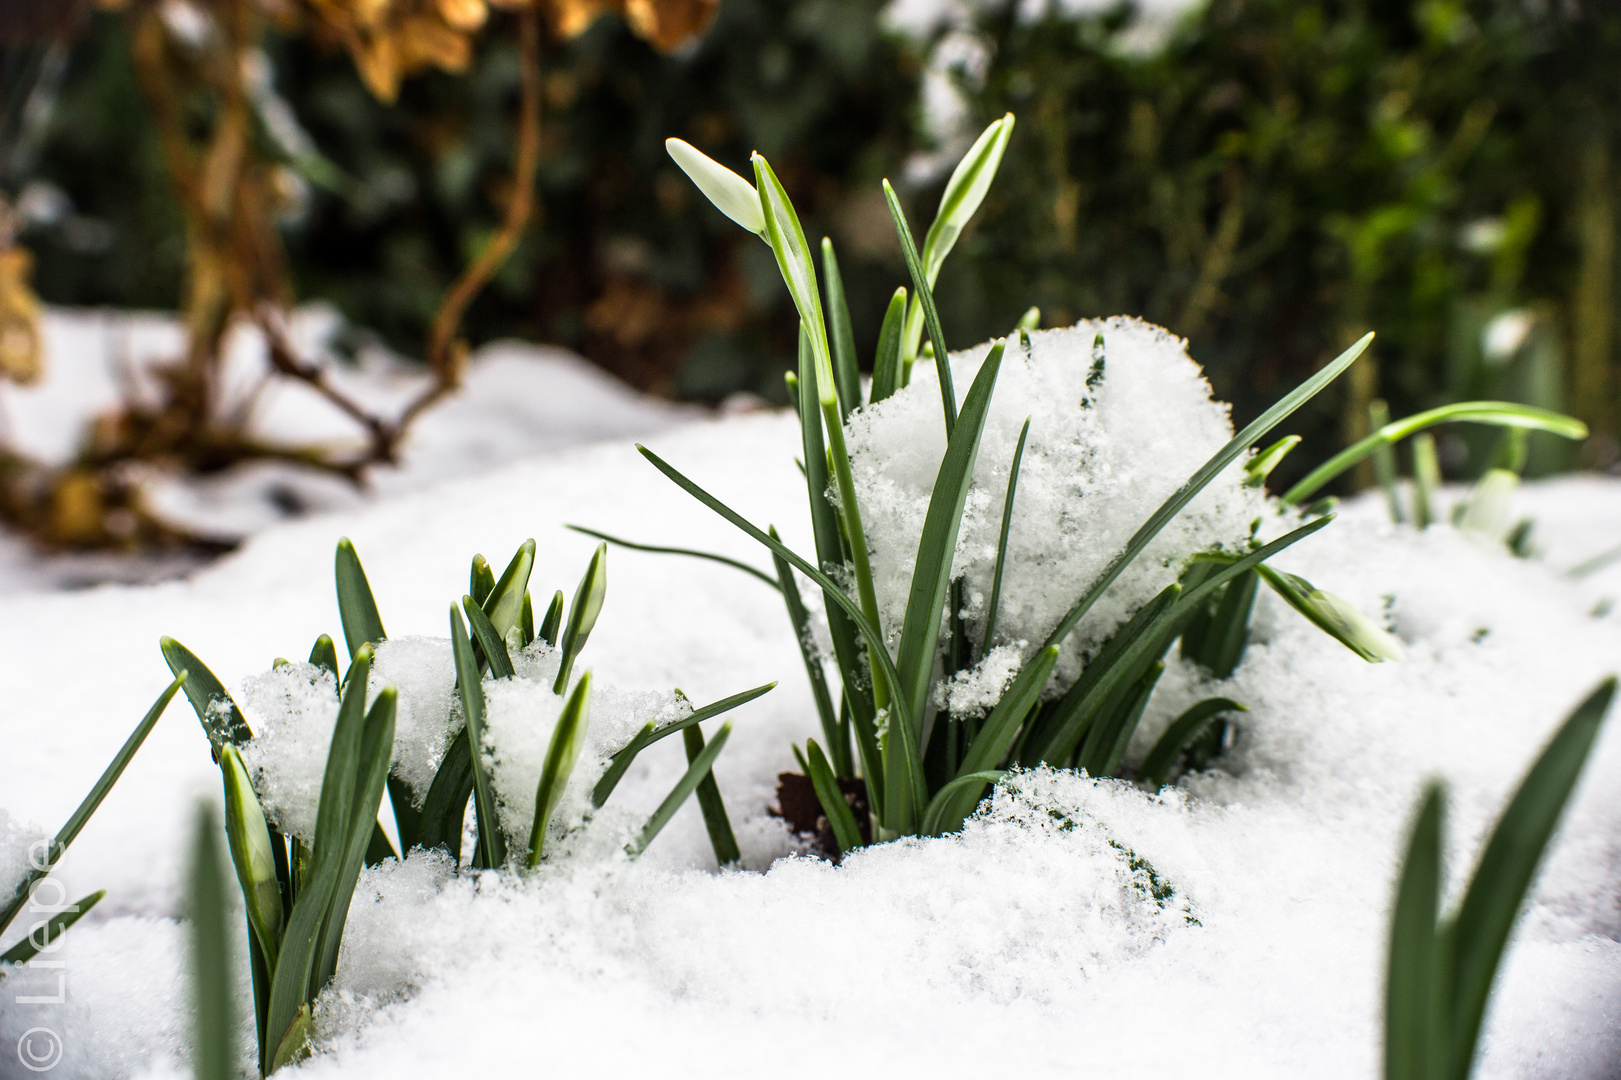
335,538,387,663
806,738,862,857
1444,677,1616,1079
1042,333,1372,653
1385,783,1447,1080
527,671,593,866
450,607,506,868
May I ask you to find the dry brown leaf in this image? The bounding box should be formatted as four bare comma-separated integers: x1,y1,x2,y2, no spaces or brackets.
0,247,43,386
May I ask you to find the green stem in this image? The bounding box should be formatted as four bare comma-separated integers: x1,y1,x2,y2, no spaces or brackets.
1282,402,1585,505
821,398,889,713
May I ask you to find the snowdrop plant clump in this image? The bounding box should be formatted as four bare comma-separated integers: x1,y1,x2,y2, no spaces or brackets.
596,113,1595,857
157,537,771,1072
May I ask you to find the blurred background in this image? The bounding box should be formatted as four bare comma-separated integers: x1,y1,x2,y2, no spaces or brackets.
0,0,1617,562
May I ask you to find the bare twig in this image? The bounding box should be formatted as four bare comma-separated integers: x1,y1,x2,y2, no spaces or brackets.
412,6,543,428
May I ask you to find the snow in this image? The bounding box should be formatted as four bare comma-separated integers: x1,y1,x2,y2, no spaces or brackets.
0,307,691,592
238,663,342,842
1,320,1618,1079
849,318,1265,684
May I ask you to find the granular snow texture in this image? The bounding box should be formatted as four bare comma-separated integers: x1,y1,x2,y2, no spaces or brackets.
0,330,1617,1080
848,318,1265,685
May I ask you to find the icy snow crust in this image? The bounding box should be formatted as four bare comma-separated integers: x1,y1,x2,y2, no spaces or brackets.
0,332,1618,1078
849,318,1265,689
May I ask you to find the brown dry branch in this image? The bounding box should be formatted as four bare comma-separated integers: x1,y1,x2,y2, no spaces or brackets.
0,0,717,555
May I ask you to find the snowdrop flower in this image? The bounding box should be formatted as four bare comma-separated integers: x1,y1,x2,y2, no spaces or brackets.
665,138,766,236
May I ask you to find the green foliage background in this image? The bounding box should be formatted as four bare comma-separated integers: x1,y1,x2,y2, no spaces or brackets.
13,0,1621,489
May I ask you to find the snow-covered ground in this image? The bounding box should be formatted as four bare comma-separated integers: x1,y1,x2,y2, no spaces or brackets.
0,307,694,592
1,314,1619,1079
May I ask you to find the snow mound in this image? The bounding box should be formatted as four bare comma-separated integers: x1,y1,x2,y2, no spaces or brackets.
237,662,341,841
369,637,457,804
848,317,1265,683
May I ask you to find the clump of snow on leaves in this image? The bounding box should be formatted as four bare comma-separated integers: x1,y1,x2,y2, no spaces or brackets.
846,318,1265,690
370,636,457,803
237,661,340,840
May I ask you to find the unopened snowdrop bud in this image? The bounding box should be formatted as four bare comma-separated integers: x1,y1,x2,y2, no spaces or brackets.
665,138,766,236
219,744,283,963
1303,586,1406,663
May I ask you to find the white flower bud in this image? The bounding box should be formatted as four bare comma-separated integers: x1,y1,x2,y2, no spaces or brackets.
665,138,766,236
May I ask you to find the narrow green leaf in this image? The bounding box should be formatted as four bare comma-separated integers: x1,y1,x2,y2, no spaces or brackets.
1088,659,1166,778
469,554,494,608
264,867,330,1074
463,595,515,679
0,672,185,936
1044,519,1334,765
686,725,741,866
451,607,505,868
982,415,1030,654
308,647,373,882
593,683,776,808
1244,435,1300,488
1282,401,1586,506
246,910,272,1059
1198,567,1260,679
1370,400,1407,524
921,114,1015,284
1257,566,1405,663
538,590,565,647
527,671,593,866
819,358,889,717
1385,783,1447,1080
0,889,103,965
335,537,387,663
1023,584,1181,768
921,770,1007,838
220,745,283,968
1491,427,1530,475
308,634,339,679
311,686,396,997
628,721,733,857
554,543,608,694
1043,334,1373,652
806,738,861,856
894,339,1006,739
1412,433,1440,529
821,237,862,418
638,443,907,722
483,539,536,637
565,524,777,588
187,803,235,1080
1015,306,1040,331
870,286,908,405
417,728,472,859
1137,698,1247,789
753,153,833,403
1443,677,1616,1080
797,330,881,805
162,638,251,754
268,1004,313,1074
520,591,535,647
1457,469,1518,544
884,178,956,434
771,531,843,773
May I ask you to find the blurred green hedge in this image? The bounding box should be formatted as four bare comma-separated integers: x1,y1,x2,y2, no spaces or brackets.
14,0,1621,487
